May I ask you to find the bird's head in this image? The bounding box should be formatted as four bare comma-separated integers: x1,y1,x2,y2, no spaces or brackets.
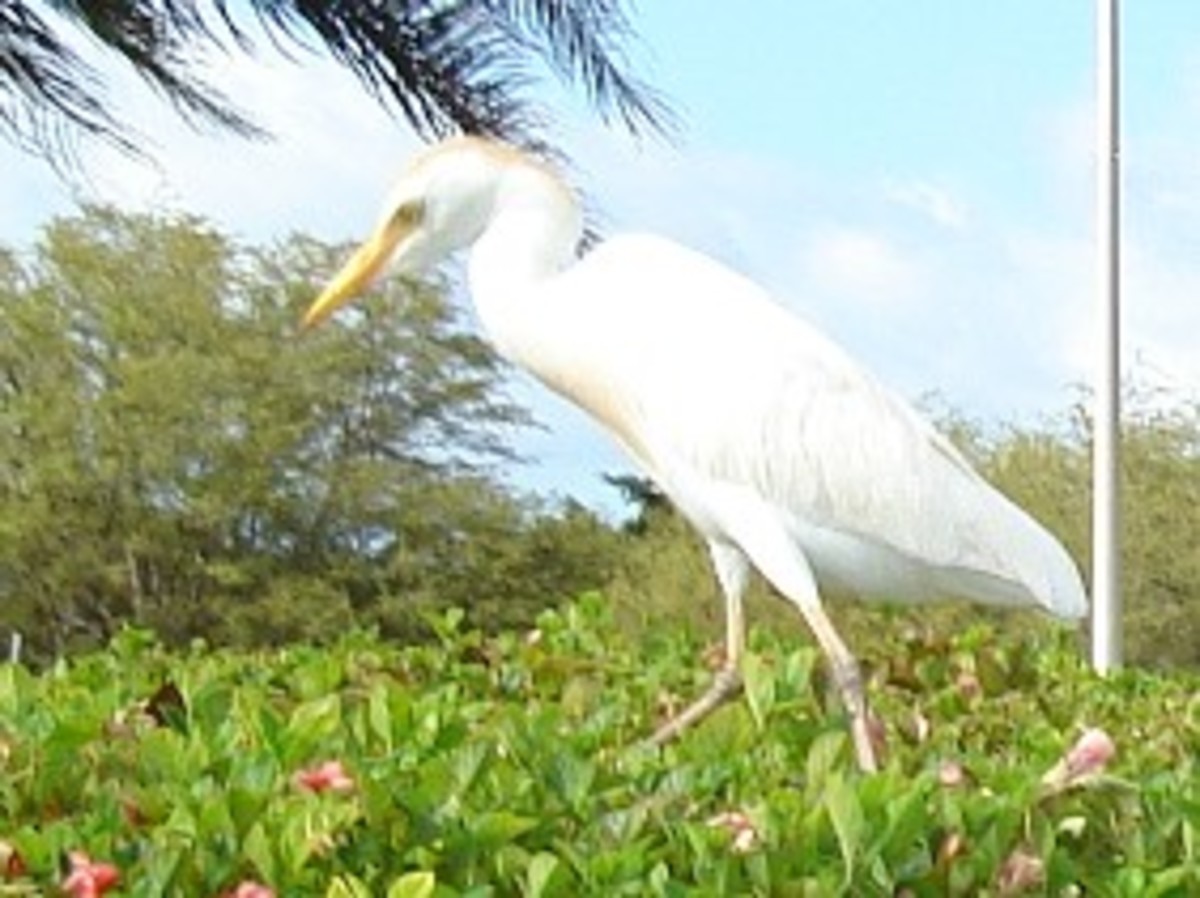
301,137,509,329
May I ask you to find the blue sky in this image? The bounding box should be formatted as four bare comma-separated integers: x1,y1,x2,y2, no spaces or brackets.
4,3,1200,516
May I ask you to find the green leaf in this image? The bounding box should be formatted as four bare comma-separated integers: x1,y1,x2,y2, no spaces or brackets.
546,750,596,813
367,684,394,753
1145,867,1195,897
823,772,863,887
242,821,276,884
525,851,560,898
451,741,490,794
472,811,538,848
741,651,775,731
326,875,373,898
283,694,343,762
387,870,437,898
0,664,21,716
805,730,846,799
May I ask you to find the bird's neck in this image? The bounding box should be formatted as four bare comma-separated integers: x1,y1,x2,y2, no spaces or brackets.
466,166,582,360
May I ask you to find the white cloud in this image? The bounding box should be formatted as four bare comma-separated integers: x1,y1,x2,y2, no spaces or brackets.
1122,242,1200,394
803,226,924,302
883,178,968,228
996,229,1094,396
3,36,417,247
1043,96,1095,199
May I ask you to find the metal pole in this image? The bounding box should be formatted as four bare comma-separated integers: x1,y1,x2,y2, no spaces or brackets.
1092,0,1121,672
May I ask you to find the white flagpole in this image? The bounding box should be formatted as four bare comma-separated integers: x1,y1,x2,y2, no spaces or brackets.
1092,0,1121,672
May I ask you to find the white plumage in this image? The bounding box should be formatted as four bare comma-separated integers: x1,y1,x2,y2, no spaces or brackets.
304,137,1088,770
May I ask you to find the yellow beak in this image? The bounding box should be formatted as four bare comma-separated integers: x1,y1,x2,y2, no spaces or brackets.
301,223,405,330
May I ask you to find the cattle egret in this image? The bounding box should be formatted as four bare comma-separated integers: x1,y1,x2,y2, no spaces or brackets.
302,137,1088,771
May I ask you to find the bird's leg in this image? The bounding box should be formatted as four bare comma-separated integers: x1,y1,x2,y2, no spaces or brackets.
797,601,880,773
649,665,742,746
649,542,748,746
699,518,880,772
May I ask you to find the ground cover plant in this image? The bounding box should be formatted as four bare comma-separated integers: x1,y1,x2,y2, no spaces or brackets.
2,596,1197,896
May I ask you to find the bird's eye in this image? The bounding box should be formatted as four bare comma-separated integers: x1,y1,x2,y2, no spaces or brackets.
390,200,424,229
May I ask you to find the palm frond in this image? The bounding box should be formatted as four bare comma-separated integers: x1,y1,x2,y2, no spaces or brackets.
495,0,676,137
56,0,264,135
2,0,673,171
0,1,135,171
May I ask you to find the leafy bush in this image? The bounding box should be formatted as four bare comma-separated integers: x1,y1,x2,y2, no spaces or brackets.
2,598,1196,895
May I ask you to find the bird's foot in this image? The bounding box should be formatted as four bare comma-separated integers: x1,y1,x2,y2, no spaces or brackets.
648,666,743,746
850,709,885,773
826,653,883,773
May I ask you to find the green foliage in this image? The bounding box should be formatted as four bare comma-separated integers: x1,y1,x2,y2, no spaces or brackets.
1,598,1197,895
958,389,1200,670
0,207,618,659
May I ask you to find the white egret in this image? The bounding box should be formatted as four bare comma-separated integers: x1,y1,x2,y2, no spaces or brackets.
303,137,1088,771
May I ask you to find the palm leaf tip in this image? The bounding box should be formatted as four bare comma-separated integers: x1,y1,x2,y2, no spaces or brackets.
4,0,674,171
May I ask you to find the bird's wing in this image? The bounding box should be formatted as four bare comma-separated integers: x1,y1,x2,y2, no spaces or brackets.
536,234,1086,616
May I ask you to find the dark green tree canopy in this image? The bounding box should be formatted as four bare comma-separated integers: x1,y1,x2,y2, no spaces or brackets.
0,206,621,659
2,0,672,169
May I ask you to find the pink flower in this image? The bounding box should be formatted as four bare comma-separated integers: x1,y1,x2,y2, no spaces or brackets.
996,846,1045,895
1041,727,1116,792
224,881,276,898
937,759,968,788
706,810,760,854
1064,728,1116,778
293,759,355,794
61,851,120,898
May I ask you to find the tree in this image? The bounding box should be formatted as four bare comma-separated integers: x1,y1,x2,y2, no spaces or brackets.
0,206,619,660
2,0,671,170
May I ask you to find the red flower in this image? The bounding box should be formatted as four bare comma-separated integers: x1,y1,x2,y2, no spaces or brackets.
61,851,119,898
293,760,354,794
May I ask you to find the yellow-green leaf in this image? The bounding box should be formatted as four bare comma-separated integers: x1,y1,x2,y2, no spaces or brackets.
387,870,436,898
